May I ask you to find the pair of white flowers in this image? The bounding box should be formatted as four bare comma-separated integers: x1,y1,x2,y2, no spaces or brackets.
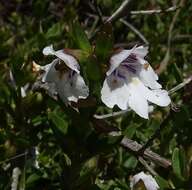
38,44,170,119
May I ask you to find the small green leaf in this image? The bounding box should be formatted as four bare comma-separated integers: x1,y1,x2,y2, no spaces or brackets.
70,22,91,52
172,147,187,180
155,175,170,189
123,156,138,169
26,173,41,185
123,124,138,139
46,23,63,39
48,111,68,135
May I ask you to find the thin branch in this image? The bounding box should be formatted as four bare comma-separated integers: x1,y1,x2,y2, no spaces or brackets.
120,137,171,168
0,152,28,165
94,110,129,119
168,76,192,94
120,18,149,45
105,0,134,23
130,6,180,15
138,113,171,155
156,0,185,74
138,157,158,176
93,0,104,24
93,120,171,168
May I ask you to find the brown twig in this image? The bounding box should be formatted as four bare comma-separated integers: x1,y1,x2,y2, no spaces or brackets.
93,119,171,168
120,137,171,168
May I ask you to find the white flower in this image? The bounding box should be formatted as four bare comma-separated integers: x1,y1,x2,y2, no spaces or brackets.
130,172,159,190
11,167,21,190
101,46,171,119
41,45,89,104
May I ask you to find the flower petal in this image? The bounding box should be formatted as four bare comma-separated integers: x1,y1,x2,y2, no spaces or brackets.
128,79,149,119
42,44,55,55
43,45,80,73
148,89,171,107
130,172,159,190
101,75,129,110
108,45,146,76
69,73,89,101
56,72,89,103
107,49,134,76
130,78,171,107
139,65,162,89
133,46,148,60
54,50,80,73
41,59,59,83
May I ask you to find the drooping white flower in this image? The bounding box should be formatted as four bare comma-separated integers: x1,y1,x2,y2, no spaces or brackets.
130,172,159,190
101,46,171,119
40,45,89,104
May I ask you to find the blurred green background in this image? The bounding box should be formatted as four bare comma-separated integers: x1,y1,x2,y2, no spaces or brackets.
0,0,192,189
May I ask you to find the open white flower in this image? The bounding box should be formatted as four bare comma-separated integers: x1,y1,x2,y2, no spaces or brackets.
40,45,89,103
101,46,171,119
130,172,159,190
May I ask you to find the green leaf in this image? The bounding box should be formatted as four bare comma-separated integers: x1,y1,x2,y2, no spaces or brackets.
46,23,63,39
172,147,187,180
123,124,138,139
26,173,41,185
123,156,138,169
155,175,170,189
70,22,91,52
48,111,68,135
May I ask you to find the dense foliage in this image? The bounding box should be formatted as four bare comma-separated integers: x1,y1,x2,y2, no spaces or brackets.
0,0,192,189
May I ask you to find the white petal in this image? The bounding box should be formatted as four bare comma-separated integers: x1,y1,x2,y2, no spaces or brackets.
69,73,89,101
42,44,55,55
144,175,160,190
107,46,138,76
138,79,171,107
101,75,129,110
46,82,57,97
54,50,80,73
21,87,26,98
41,59,59,83
131,172,159,190
133,46,149,59
133,79,171,107
42,45,80,73
128,80,149,119
139,65,162,89
107,45,145,76
56,72,89,103
148,89,171,107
